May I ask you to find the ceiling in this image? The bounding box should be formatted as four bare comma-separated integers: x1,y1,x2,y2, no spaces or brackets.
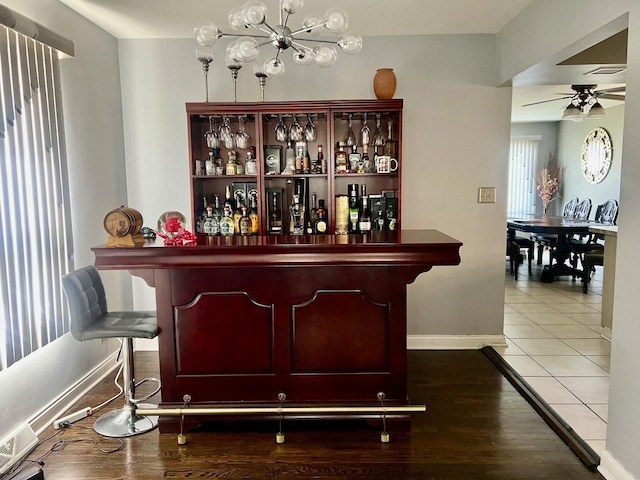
57,0,627,122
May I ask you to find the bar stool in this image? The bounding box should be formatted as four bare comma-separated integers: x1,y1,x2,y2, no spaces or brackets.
62,266,161,437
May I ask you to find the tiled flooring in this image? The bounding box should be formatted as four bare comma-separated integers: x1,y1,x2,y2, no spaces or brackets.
495,249,610,457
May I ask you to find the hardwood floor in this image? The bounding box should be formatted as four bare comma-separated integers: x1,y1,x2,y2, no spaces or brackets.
19,351,604,480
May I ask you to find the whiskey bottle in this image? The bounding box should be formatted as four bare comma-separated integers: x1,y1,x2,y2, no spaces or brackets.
362,145,373,173
249,194,260,235
335,141,348,174
219,205,235,236
289,194,305,235
314,199,328,234
239,205,252,236
358,196,371,233
295,141,306,174
303,149,311,174
269,191,282,234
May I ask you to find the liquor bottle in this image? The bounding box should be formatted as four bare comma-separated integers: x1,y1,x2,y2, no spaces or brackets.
213,147,223,175
375,209,385,231
349,145,361,173
269,191,282,234
358,196,371,233
249,194,260,235
348,184,359,233
219,205,234,236
202,206,217,236
196,194,208,233
239,205,252,236
303,149,311,174
317,144,326,174
233,192,244,234
310,192,318,227
205,150,215,176
289,194,305,235
384,119,396,159
362,144,372,173
314,199,328,234
306,221,313,235
295,141,305,174
245,150,257,175
212,193,223,233
224,185,235,211
226,150,238,175
283,141,295,174
386,202,397,231
235,154,244,175
335,141,348,174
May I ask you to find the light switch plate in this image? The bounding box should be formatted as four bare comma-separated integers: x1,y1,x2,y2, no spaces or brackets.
478,187,496,203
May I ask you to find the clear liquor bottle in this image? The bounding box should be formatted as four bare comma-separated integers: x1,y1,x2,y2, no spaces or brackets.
289,194,305,235
212,194,222,235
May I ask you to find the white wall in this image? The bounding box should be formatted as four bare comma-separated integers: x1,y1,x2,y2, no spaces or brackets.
557,105,623,211
0,0,127,435
118,34,512,339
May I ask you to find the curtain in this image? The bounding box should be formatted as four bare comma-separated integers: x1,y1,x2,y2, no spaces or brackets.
0,25,73,371
508,136,540,217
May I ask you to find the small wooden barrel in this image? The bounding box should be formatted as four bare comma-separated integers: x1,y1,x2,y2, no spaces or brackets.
103,206,143,238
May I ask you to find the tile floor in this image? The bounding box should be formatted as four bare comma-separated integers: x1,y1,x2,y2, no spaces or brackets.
495,248,610,457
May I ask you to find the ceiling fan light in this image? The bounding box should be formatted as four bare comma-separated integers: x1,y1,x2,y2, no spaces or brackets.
562,104,582,122
587,102,606,119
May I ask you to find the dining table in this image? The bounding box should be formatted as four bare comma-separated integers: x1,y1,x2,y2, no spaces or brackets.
507,215,600,283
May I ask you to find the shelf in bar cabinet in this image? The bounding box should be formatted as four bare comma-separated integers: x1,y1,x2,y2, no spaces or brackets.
193,175,258,179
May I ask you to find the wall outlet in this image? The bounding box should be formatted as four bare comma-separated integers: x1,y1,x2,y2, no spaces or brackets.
478,187,496,203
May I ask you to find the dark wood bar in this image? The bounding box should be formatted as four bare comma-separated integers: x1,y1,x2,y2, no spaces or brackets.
92,230,462,432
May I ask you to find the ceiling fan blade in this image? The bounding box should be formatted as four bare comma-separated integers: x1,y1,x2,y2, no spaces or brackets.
521,95,573,107
595,86,626,94
597,94,626,101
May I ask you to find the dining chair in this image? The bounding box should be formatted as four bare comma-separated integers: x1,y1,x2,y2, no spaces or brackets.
507,232,533,280
572,200,619,285
531,197,579,266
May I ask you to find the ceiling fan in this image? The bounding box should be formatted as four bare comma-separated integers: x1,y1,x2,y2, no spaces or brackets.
522,84,626,121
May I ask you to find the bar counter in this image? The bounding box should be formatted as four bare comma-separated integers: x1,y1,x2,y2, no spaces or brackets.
93,230,462,431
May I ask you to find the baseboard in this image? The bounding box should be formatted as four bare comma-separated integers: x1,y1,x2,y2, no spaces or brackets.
28,350,120,435
598,449,635,480
407,334,506,350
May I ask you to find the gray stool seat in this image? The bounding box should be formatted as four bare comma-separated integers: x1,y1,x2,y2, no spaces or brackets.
62,266,161,438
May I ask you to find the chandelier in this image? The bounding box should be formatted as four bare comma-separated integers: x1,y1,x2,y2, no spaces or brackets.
193,0,363,100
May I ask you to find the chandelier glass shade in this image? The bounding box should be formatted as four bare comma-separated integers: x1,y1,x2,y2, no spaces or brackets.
194,0,363,79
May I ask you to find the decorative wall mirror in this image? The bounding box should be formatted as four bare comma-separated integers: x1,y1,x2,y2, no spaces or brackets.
581,127,612,184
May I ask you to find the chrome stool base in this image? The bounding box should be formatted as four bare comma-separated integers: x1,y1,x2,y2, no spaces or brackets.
94,403,159,437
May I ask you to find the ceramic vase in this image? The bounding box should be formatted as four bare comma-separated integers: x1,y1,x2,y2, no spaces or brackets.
373,68,396,99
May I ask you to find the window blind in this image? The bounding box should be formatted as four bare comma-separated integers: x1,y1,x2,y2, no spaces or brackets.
0,24,73,371
508,136,540,217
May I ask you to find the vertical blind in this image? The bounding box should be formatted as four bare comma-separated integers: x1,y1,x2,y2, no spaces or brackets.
507,136,540,217
0,25,73,371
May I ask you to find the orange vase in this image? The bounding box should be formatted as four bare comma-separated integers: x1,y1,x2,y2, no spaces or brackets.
373,68,396,100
